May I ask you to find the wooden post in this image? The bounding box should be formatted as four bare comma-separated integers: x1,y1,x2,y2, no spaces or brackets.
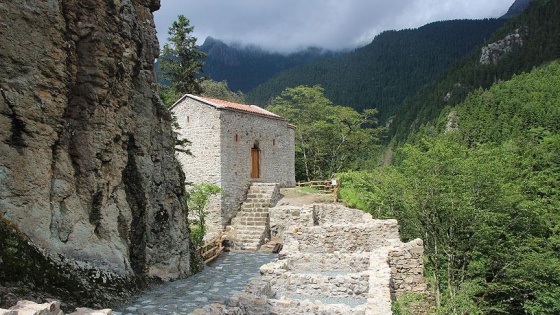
331,178,340,203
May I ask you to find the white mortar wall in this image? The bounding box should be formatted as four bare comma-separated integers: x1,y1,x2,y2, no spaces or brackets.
220,110,295,225
171,98,223,230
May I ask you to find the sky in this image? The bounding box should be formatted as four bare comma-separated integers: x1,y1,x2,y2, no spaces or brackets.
154,0,515,53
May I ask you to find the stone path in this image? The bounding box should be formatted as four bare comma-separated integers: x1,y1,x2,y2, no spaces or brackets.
114,252,277,315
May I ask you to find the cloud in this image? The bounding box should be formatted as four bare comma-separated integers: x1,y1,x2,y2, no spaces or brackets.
154,0,514,53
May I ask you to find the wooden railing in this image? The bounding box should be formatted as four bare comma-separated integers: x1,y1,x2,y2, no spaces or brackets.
199,233,224,264
297,178,340,202
297,179,336,193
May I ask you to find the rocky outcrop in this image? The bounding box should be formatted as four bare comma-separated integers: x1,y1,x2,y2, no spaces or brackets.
480,29,524,65
502,0,533,18
0,300,111,315
0,300,112,315
0,0,191,308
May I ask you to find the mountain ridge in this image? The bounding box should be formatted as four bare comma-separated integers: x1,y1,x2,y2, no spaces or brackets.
245,18,507,122
199,37,340,93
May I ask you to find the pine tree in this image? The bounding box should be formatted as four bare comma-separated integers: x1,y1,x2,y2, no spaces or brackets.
159,15,206,105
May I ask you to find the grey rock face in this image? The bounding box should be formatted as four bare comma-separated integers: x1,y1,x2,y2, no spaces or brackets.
0,0,190,306
480,29,524,65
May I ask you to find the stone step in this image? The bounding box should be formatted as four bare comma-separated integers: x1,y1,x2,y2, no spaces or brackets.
240,205,271,212
236,225,266,232
237,233,263,240
236,239,262,246
242,200,274,206
268,296,367,314
236,223,267,227
237,215,269,221
235,212,269,218
230,182,279,251
235,211,267,216
234,242,261,251
235,219,267,225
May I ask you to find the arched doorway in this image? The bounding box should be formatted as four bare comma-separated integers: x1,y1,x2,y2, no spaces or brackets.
251,141,260,179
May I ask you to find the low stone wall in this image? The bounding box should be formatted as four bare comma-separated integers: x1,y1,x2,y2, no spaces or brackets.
388,238,427,298
314,204,373,226
285,252,371,272
268,298,367,315
267,203,426,314
268,271,370,298
269,203,399,242
269,205,317,239
194,295,367,315
283,223,400,253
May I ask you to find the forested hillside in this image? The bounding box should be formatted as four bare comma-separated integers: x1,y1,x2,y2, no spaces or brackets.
390,0,560,142
341,59,560,315
246,19,506,121
199,37,338,93
155,37,337,94
335,1,560,313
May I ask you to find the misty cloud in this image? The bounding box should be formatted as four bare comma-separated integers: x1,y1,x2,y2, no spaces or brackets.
154,0,514,53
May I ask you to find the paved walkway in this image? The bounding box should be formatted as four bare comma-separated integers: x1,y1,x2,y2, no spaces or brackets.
114,251,277,315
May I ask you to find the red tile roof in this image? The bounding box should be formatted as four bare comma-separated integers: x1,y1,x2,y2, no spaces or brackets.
184,94,283,120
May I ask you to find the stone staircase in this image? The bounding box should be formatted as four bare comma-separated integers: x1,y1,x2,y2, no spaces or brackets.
230,183,280,250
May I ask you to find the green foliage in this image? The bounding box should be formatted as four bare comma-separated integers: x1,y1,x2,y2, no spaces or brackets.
159,15,206,102
185,183,222,247
247,19,505,122
200,79,245,103
200,37,339,93
391,0,560,143
189,225,205,250
267,85,383,181
393,292,431,315
340,61,560,314
455,62,560,146
158,84,183,108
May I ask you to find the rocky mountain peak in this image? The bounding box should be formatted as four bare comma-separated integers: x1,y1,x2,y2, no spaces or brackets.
503,0,533,18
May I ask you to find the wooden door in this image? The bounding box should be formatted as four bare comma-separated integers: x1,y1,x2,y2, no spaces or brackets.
251,148,260,178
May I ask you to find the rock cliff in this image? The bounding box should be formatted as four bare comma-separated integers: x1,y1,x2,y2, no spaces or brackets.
479,29,524,65
0,0,191,307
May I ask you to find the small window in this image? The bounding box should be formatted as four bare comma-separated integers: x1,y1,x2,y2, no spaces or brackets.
235,134,239,142
272,139,276,146
186,116,190,123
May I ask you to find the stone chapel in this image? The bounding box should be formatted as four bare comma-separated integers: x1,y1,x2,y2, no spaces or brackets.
170,94,296,232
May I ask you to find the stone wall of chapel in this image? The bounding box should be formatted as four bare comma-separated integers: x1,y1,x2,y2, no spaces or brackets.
171,99,223,230
220,110,296,226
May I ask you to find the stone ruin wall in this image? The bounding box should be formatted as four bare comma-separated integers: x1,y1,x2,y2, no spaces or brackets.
284,223,400,253
267,203,427,312
194,203,428,314
0,0,191,308
388,238,426,298
270,204,426,293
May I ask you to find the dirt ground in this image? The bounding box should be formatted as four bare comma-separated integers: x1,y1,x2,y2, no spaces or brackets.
276,187,336,206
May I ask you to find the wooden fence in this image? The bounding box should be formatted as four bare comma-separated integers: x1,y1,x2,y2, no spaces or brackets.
296,179,340,193
297,178,340,202
199,233,224,264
